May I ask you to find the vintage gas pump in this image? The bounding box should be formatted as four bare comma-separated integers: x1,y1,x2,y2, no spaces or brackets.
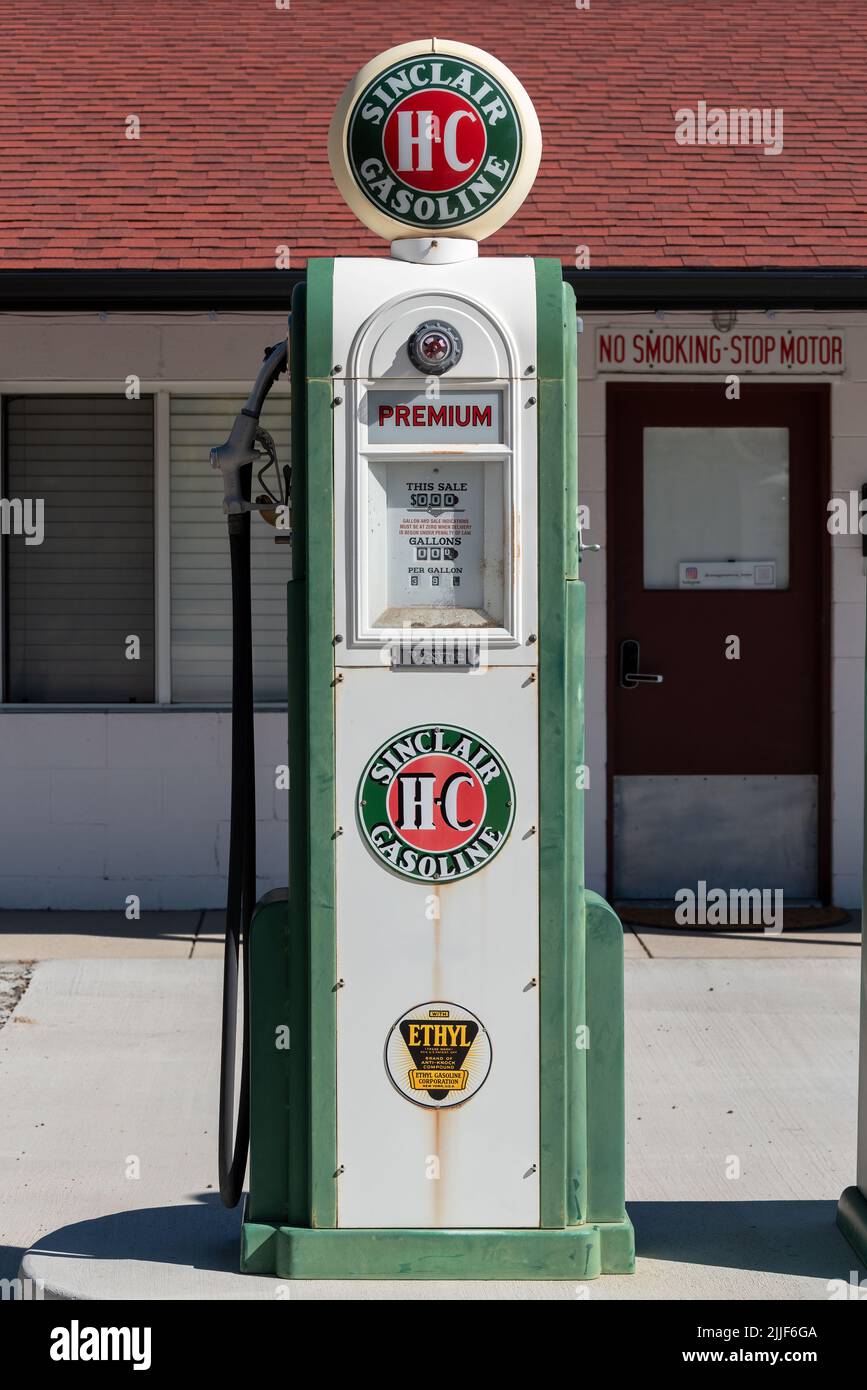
213,39,634,1279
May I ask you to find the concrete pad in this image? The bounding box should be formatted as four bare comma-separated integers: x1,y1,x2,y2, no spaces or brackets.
0,910,202,961
3,956,864,1299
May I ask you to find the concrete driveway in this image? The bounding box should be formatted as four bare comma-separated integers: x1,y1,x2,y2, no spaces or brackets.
0,912,864,1299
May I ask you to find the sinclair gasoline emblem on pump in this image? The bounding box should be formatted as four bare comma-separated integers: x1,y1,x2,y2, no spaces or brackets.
346,54,521,231
329,40,542,242
357,723,515,882
385,1001,492,1109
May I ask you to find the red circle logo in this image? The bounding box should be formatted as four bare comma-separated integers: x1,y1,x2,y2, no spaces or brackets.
383,90,486,192
385,753,487,853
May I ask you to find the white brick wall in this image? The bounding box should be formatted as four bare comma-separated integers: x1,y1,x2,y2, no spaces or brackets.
0,712,288,909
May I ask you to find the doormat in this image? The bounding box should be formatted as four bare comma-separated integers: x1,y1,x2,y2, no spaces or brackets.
615,904,851,932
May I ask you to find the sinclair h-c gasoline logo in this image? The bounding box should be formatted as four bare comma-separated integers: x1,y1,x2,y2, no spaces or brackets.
385,1000,492,1109
357,723,515,882
328,40,542,241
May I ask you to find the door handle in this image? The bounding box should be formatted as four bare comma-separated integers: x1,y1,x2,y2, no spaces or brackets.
620,638,664,689
578,526,600,553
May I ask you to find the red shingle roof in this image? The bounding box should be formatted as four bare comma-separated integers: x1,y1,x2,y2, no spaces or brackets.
1,0,864,269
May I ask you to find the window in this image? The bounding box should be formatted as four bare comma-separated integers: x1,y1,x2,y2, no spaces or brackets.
2,391,292,706
643,426,790,590
354,385,513,642
4,395,155,702
169,395,291,702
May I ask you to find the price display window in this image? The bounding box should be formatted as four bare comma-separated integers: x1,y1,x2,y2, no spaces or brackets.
359,389,512,633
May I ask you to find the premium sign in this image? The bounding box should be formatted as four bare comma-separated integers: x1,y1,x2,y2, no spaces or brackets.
368,390,502,442
357,723,515,882
596,328,845,373
385,1001,492,1108
329,40,542,241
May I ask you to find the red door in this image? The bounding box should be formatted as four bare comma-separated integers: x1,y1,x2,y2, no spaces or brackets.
607,383,830,902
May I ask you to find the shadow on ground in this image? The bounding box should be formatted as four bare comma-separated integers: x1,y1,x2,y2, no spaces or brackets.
5,1198,865,1290
4,1193,240,1286
630,1200,866,1281
0,910,211,945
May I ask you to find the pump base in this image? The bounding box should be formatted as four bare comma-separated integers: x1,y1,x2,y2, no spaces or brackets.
837,1186,867,1266
240,1208,635,1279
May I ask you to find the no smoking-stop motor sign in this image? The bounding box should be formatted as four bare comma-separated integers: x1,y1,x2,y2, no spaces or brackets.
357,723,516,882
328,39,542,241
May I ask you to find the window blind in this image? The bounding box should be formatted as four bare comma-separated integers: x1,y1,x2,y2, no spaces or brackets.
5,395,155,703
169,395,291,703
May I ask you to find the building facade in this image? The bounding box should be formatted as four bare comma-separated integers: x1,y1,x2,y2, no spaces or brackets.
0,303,862,907
2,0,867,909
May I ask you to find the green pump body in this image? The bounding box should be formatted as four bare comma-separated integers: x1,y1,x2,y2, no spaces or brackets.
230,256,633,1279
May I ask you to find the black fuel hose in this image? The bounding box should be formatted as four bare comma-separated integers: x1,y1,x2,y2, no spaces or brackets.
213,336,287,1209
218,506,256,1207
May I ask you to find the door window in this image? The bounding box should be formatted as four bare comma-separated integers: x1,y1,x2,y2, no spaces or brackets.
642,426,790,590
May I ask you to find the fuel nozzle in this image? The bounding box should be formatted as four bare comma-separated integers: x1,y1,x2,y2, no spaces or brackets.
210,337,289,522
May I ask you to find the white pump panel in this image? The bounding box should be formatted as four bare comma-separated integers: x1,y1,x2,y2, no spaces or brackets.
333,259,538,664
331,256,541,1227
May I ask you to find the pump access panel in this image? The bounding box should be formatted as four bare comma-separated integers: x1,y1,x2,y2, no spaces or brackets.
331,256,540,1228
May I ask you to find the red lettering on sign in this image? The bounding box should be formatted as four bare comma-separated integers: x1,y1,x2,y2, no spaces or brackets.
377,401,495,428
599,333,626,364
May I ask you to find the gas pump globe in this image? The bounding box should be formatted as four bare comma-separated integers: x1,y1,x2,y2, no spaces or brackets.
213,37,634,1280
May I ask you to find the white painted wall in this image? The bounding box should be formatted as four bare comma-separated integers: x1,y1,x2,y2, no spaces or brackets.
0,313,292,909
0,712,287,909
0,308,863,908
578,309,867,907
